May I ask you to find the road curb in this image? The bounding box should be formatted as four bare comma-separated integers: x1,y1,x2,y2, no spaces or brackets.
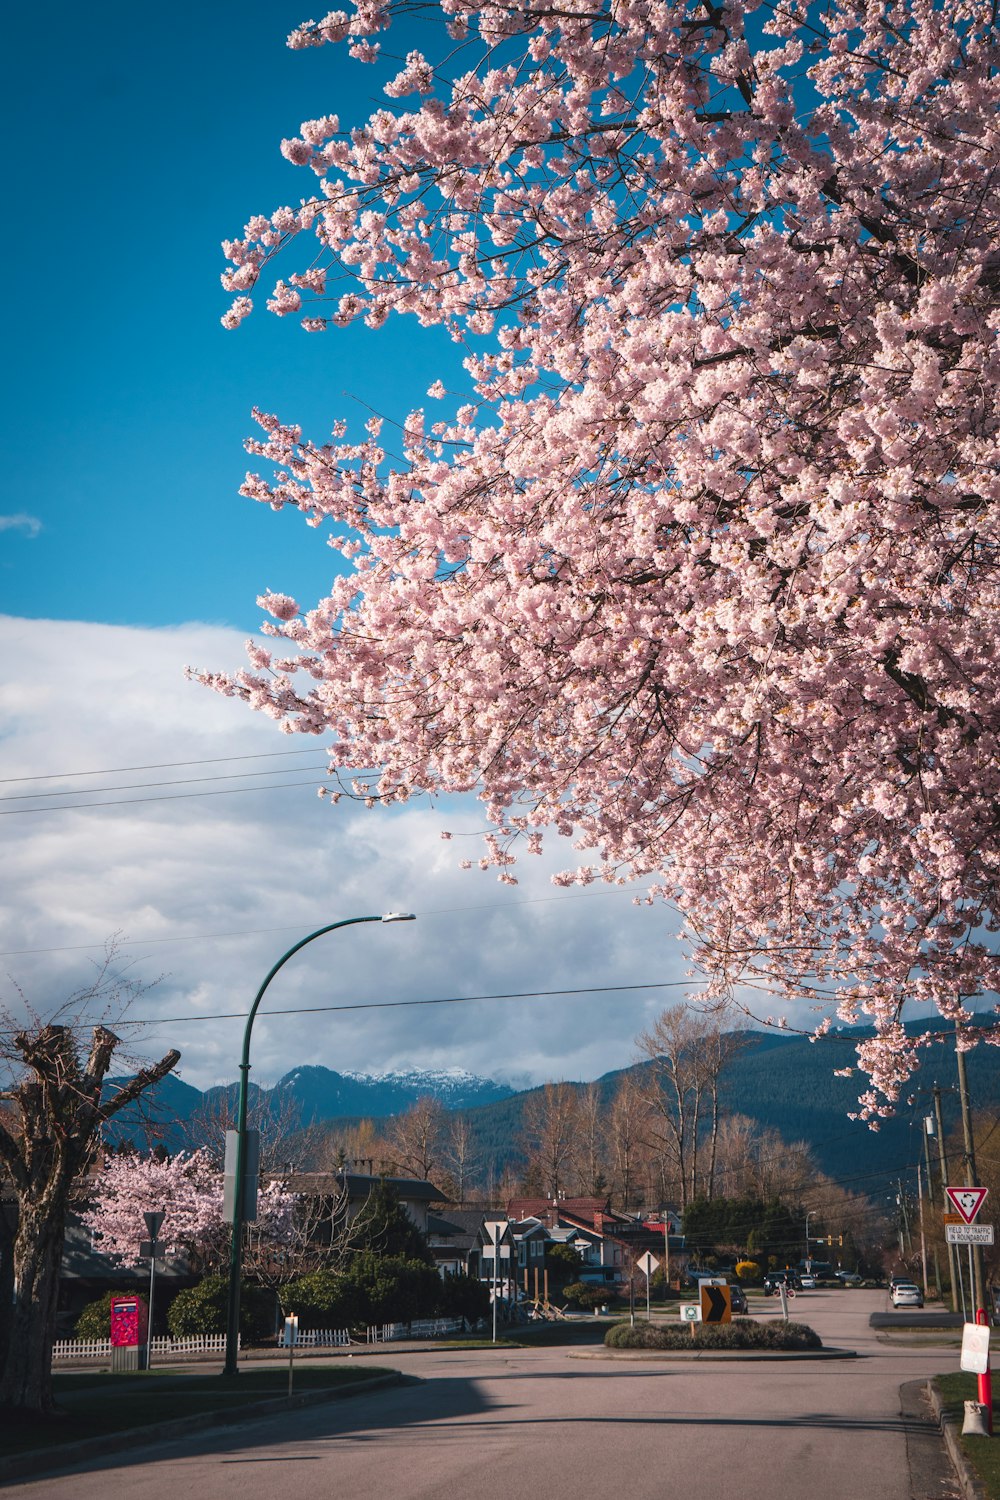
0,1371,403,1487
925,1379,989,1500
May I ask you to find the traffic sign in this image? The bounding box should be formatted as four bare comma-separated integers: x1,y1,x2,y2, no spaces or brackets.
636,1252,660,1277
680,1303,702,1322
700,1284,732,1324
946,1222,995,1245
943,1212,963,1225
961,1323,991,1375
945,1186,989,1224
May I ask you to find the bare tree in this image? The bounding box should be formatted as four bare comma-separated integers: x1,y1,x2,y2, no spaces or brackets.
573,1082,607,1196
188,1085,306,1173
637,1005,744,1207
607,1074,647,1210
521,1083,579,1199
441,1112,478,1204
699,1022,748,1200
383,1096,445,1181
0,958,178,1415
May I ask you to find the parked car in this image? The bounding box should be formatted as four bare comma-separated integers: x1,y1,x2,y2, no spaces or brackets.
798,1274,817,1289
835,1271,862,1284
890,1281,924,1308
729,1283,748,1315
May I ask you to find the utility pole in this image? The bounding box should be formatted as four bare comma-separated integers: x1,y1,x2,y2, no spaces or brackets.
933,1084,960,1313
923,1117,943,1298
954,1021,987,1317
916,1162,928,1298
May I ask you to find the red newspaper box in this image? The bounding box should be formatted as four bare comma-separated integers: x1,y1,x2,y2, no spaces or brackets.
110,1295,148,1369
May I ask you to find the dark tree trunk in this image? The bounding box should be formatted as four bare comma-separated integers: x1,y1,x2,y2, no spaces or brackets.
0,1198,68,1414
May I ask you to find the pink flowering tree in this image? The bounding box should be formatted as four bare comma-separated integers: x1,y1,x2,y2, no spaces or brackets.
81,1150,296,1274
80,1150,228,1268
197,0,1000,1115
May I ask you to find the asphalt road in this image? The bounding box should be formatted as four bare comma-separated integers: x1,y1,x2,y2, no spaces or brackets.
2,1291,963,1500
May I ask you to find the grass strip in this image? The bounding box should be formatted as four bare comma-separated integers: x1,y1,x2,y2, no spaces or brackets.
934,1372,1000,1498
0,1366,392,1458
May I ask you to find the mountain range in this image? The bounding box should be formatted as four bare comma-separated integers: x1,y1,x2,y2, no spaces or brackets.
106,1021,1000,1197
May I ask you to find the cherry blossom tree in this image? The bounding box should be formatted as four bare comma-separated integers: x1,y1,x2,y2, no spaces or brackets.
198,0,1000,1114
79,1149,229,1268
80,1148,296,1276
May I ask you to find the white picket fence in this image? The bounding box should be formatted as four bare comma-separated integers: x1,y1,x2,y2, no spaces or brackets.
53,1317,465,1360
366,1317,464,1343
288,1327,351,1348
52,1333,236,1361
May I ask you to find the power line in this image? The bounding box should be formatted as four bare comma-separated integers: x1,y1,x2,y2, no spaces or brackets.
0,764,330,804
0,779,327,815
0,748,323,785
16,978,700,1033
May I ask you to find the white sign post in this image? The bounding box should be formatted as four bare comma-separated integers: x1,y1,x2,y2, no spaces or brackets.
636,1251,660,1321
946,1223,995,1246
680,1303,701,1339
284,1313,299,1399
962,1323,991,1375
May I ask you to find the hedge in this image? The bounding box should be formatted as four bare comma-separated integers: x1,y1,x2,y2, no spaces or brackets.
605,1318,822,1351
167,1275,274,1340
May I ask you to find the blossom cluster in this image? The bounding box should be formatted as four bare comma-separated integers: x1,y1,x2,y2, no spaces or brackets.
81,1150,295,1266
200,0,1000,1112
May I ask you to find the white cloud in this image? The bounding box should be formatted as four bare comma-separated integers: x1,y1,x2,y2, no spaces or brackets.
0,615,705,1094
0,513,42,538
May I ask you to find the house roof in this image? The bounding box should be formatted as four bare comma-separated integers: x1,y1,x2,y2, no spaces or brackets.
265,1171,448,1202
426,1208,487,1251
507,1196,612,1222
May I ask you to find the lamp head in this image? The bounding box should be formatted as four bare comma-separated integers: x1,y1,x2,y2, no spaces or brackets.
381,912,416,923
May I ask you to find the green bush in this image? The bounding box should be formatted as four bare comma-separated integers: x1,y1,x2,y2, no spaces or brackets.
74,1291,131,1340
577,1286,614,1310
438,1271,490,1324
546,1244,582,1283
604,1317,822,1352
166,1275,273,1340
283,1254,448,1329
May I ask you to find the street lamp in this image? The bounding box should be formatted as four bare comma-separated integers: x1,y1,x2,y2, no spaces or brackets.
222,912,416,1376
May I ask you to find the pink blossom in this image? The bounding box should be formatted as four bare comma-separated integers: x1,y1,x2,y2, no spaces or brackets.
205,0,1000,1115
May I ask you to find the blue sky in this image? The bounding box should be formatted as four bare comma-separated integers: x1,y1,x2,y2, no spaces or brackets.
0,1,867,1099
3,0,464,629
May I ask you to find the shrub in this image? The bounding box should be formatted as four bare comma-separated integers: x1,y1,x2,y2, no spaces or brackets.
347,1251,444,1324
167,1275,273,1340
604,1318,822,1352
546,1244,582,1282
438,1271,490,1324
74,1291,130,1340
734,1260,762,1284
284,1254,447,1329
577,1286,614,1310
280,1268,362,1330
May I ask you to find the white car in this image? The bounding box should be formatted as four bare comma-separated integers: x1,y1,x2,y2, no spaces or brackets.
890,1281,924,1307
799,1274,817,1289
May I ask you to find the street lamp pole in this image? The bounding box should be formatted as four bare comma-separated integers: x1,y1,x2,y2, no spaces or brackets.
222,912,415,1377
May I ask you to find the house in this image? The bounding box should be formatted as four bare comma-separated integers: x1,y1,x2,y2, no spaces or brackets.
426,1207,490,1278
506,1196,687,1287
267,1170,447,1239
